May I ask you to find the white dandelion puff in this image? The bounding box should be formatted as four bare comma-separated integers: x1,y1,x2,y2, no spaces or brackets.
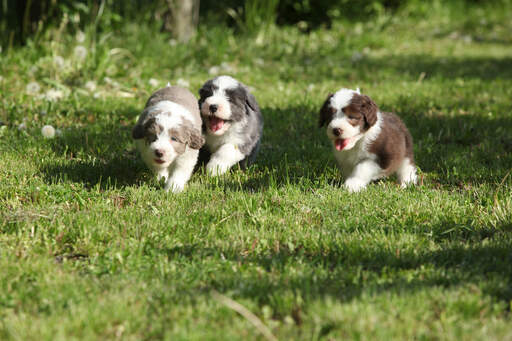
26,81,41,95
85,81,97,92
208,65,220,75
169,39,177,46
148,78,159,87
176,78,189,88
74,46,87,61
43,89,64,102
76,30,86,43
53,55,65,68
41,125,56,138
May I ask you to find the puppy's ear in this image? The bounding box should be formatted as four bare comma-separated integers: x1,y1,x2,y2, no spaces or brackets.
132,123,145,139
187,127,205,149
318,93,334,127
245,92,259,114
181,121,205,150
361,95,378,127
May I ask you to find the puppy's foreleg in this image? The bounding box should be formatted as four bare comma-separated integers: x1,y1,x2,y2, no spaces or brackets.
206,144,245,176
165,149,199,193
344,160,383,192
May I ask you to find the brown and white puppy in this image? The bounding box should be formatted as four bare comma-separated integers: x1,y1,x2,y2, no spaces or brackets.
198,75,263,175
132,85,204,192
319,88,417,192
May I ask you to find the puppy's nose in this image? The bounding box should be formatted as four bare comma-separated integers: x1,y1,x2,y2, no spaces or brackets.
332,128,343,137
209,104,218,113
154,149,164,158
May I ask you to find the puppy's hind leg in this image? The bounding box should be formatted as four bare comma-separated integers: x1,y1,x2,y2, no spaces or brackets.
165,149,199,193
397,157,417,188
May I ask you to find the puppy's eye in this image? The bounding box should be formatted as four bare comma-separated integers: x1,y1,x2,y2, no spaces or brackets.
171,137,178,142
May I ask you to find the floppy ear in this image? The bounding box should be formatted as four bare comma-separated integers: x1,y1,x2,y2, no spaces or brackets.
245,92,259,114
184,125,205,150
318,93,334,127
361,95,378,127
132,123,145,139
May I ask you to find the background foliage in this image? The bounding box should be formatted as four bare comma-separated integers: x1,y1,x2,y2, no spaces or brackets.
2,0,511,47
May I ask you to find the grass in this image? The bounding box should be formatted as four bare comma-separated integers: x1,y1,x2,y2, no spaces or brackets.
1,2,512,340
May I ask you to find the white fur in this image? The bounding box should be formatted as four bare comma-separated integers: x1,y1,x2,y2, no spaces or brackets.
332,112,384,189
397,157,417,188
206,143,245,176
136,102,198,193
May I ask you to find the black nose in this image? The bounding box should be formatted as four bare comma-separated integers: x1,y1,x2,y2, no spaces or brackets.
209,104,218,113
332,128,342,137
154,149,164,158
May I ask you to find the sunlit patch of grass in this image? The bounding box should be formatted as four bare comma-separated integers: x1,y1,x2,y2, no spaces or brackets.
1,2,512,340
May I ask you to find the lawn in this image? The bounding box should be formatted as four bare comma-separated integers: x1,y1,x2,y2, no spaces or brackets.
1,2,512,340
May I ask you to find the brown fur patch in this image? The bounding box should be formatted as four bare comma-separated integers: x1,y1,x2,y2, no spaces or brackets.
345,94,378,130
169,119,205,152
368,112,415,174
132,117,162,142
318,93,335,127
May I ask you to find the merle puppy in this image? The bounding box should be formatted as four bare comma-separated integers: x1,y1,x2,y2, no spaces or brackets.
198,75,263,175
132,85,204,192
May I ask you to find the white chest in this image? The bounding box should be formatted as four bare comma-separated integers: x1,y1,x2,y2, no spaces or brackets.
333,140,373,177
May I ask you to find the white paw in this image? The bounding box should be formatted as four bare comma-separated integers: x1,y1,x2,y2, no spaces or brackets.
156,170,168,182
344,178,367,193
206,160,230,176
165,181,185,193
399,173,417,188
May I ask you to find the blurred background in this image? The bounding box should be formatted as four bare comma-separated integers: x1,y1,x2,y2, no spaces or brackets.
1,0,505,48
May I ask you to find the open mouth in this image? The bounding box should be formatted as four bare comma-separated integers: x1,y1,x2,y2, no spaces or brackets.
154,159,166,164
334,138,350,151
208,116,230,132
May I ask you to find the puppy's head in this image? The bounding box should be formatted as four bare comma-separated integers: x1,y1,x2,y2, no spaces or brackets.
198,75,258,136
319,88,378,151
132,102,204,168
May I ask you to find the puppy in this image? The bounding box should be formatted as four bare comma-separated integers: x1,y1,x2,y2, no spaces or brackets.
198,75,263,175
132,85,205,192
319,88,417,192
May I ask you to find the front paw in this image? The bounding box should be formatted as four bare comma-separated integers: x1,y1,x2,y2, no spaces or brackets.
206,160,230,176
344,178,367,193
165,181,185,193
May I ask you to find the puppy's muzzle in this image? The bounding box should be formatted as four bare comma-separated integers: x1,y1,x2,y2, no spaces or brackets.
154,149,164,158
332,128,343,137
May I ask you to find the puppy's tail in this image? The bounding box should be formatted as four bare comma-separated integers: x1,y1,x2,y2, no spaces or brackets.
167,82,171,87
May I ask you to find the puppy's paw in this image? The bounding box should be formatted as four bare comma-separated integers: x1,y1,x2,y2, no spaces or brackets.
165,181,185,193
344,178,367,193
206,160,230,176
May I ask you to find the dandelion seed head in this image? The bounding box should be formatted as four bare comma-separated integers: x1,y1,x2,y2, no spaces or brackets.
41,125,56,138
26,81,41,95
74,46,87,61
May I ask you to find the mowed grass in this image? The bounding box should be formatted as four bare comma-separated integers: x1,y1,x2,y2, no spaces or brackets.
1,3,512,340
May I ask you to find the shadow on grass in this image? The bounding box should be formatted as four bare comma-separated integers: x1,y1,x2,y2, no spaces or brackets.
159,225,512,312
39,124,148,189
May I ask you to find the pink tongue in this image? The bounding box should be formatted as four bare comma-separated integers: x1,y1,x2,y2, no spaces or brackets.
335,139,349,151
209,117,224,132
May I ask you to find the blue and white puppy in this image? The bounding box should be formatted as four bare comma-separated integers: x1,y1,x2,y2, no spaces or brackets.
198,75,263,175
132,85,204,192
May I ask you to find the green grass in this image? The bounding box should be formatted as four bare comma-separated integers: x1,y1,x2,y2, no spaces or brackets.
1,2,512,340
